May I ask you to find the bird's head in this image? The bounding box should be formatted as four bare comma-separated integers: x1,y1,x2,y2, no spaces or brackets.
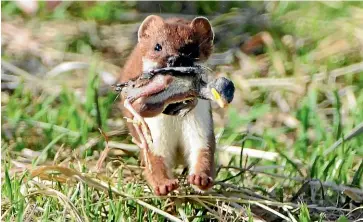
208,77,235,108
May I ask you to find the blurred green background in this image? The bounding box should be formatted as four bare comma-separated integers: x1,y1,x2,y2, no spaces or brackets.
1,1,363,221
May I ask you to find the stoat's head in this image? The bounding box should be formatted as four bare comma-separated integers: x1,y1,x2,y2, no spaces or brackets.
137,15,214,72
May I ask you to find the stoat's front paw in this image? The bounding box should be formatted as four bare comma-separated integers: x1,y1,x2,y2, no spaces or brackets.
188,173,213,190
152,179,179,196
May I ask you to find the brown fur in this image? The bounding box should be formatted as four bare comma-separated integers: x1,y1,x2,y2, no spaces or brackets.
141,149,178,195
188,149,215,190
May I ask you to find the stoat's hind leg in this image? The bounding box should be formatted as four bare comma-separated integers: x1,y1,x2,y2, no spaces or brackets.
141,149,179,196
187,149,214,191
125,99,180,195
181,99,216,192
142,114,181,195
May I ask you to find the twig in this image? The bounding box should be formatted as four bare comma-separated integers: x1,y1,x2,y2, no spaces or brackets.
1,60,61,95
2,60,37,80
30,166,182,222
214,193,248,217
46,62,90,78
45,61,117,85
74,193,355,212
220,166,363,196
33,134,66,167
95,129,110,172
24,120,80,137
217,145,280,162
76,130,127,155
216,182,275,201
324,121,363,155
174,198,190,222
30,181,84,222
107,142,284,162
190,197,224,221
328,62,363,81
283,206,298,222
107,141,139,152
254,202,290,221
232,62,363,92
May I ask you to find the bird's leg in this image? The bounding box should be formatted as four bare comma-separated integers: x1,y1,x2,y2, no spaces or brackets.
123,99,153,171
124,100,153,143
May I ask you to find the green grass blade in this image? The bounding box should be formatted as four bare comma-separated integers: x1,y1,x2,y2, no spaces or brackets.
33,133,66,166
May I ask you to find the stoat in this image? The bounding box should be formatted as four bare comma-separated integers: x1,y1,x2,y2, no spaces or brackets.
119,15,215,195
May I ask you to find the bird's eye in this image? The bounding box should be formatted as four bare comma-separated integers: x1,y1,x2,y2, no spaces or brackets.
154,43,162,51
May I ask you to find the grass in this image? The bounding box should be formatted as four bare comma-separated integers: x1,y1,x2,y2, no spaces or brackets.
1,1,363,221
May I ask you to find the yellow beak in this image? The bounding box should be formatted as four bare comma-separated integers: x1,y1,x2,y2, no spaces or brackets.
211,88,228,108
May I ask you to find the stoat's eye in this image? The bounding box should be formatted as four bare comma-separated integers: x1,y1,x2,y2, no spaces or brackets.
154,43,162,51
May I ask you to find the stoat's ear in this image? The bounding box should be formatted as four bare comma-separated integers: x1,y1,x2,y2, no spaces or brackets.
138,15,164,42
190,17,214,42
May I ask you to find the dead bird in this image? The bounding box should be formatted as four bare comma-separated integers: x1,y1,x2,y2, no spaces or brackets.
114,66,235,118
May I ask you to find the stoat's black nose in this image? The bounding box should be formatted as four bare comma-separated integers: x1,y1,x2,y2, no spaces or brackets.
213,77,235,103
167,55,194,67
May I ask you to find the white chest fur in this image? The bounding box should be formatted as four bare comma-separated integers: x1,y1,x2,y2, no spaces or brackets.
144,99,213,168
